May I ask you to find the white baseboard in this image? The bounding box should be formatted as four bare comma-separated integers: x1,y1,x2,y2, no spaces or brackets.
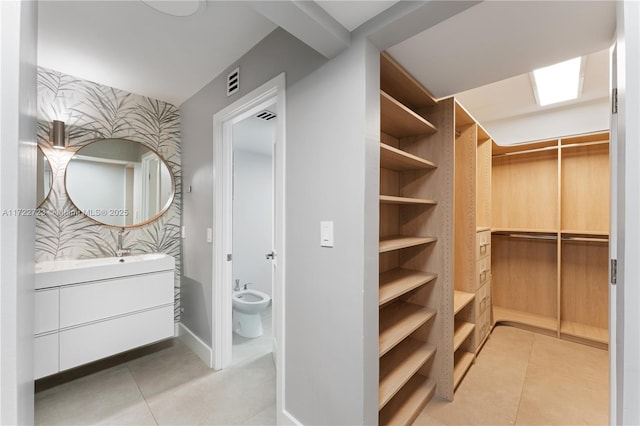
178,322,212,367
279,409,302,426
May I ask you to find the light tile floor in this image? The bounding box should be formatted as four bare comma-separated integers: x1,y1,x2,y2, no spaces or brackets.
415,325,609,426
36,332,275,425
35,323,607,426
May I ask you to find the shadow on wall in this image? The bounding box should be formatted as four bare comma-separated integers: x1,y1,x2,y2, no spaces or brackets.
180,276,212,347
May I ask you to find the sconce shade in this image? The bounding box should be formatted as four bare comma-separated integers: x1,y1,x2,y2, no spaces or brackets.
52,120,66,149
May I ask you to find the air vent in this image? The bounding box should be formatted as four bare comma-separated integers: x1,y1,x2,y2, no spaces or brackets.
256,110,277,121
227,67,239,96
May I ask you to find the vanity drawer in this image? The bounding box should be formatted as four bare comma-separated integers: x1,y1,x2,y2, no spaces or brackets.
35,288,59,335
60,271,174,328
59,305,173,371
476,257,491,289
34,333,59,379
476,230,491,260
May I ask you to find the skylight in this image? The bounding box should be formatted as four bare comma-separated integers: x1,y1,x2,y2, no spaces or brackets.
531,57,583,106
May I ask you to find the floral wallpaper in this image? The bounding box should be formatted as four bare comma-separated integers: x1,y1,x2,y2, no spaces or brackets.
36,67,182,320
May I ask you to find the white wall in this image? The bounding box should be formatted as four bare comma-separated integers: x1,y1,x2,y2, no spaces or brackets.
285,36,379,425
0,1,37,423
615,1,640,424
232,150,272,297
485,98,610,145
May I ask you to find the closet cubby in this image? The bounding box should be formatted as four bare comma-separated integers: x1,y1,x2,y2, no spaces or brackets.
491,131,610,349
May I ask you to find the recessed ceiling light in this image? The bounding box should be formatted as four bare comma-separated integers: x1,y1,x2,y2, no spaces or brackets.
531,57,583,106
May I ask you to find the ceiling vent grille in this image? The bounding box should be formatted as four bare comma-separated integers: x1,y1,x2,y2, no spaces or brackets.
227,67,239,96
256,110,277,121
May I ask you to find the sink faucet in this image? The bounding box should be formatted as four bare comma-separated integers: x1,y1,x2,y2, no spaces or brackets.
116,228,131,257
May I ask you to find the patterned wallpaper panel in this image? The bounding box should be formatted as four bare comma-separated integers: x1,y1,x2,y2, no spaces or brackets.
36,67,182,320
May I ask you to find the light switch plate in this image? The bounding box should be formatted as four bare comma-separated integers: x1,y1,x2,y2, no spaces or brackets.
206,228,213,243
320,221,334,247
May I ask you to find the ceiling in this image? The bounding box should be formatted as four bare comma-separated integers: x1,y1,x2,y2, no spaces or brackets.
38,0,616,127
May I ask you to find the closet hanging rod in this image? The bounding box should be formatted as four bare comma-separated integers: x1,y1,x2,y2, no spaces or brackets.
492,145,558,158
561,236,609,243
493,233,557,240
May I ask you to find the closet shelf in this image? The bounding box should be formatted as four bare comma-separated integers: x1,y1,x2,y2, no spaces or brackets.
379,301,436,357
380,195,437,206
453,291,475,315
453,321,475,352
379,268,437,306
453,350,474,389
491,228,558,235
380,143,437,171
493,306,557,333
379,338,436,409
378,374,436,426
560,321,608,345
379,236,437,253
381,91,438,138
380,52,437,109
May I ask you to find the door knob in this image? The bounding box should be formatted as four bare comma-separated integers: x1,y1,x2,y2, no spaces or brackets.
265,251,275,260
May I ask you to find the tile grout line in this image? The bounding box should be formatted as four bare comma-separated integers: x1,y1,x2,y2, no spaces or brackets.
513,333,537,425
127,364,160,426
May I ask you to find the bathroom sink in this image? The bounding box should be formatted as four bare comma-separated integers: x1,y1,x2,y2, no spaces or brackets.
36,253,175,289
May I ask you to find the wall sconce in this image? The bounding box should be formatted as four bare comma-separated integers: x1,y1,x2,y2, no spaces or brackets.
51,120,66,149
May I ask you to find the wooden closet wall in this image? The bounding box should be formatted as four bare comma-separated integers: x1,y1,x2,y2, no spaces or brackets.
491,132,610,349
377,53,496,424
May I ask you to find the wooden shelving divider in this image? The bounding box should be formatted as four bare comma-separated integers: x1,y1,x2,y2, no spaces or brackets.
491,131,610,349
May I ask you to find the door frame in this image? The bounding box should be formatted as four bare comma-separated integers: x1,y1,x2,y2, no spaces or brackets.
211,73,286,371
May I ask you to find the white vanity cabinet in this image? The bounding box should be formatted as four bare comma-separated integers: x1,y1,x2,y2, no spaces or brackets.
35,254,175,379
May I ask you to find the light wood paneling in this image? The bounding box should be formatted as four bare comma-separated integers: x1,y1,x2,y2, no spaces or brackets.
491,235,558,319
379,301,436,356
454,290,475,315
561,240,609,329
453,350,474,389
561,143,610,234
492,150,558,230
453,321,475,351
476,137,492,228
378,375,436,426
379,268,437,306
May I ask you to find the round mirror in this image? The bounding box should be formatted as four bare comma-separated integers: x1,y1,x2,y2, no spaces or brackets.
65,139,174,227
37,146,53,207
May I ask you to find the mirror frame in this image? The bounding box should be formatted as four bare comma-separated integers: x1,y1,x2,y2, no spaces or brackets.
64,138,176,228
37,145,54,208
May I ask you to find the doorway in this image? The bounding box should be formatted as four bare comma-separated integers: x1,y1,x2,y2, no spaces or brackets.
230,107,276,365
211,74,285,380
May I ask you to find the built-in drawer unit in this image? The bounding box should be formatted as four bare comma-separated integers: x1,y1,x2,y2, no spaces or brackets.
34,254,175,380
475,281,491,315
474,308,491,348
476,257,491,290
476,230,491,260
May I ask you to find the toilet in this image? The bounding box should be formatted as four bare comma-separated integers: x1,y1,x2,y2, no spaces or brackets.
232,289,271,338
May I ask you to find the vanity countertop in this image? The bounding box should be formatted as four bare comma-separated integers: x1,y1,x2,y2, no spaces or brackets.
35,253,175,289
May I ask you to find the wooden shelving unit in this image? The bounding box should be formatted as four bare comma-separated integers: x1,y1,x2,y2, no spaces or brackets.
378,51,445,423
453,290,474,314
453,351,475,389
491,131,610,349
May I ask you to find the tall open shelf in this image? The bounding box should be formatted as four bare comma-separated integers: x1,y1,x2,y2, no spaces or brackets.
378,53,497,422
378,52,441,425
491,132,610,348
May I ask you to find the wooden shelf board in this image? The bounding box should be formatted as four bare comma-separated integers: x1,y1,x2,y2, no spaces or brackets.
493,306,557,332
381,91,437,138
453,350,475,389
561,230,609,238
560,321,608,345
477,226,491,233
453,321,475,352
378,375,436,426
379,338,436,409
380,195,437,206
379,268,437,306
453,290,475,315
379,236,437,253
379,301,436,357
380,52,437,109
492,138,558,156
380,142,437,171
